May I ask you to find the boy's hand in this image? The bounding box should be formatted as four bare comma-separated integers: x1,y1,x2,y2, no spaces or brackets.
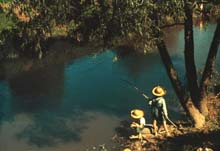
130,122,138,127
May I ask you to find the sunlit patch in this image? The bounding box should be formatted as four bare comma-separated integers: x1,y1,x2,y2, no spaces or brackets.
113,56,118,62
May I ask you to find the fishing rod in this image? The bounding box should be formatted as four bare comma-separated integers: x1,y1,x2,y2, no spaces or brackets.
121,78,178,128
120,78,152,100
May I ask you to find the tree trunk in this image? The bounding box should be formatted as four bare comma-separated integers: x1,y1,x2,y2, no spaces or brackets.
184,0,200,106
156,39,188,104
199,20,220,116
156,39,205,128
186,99,205,128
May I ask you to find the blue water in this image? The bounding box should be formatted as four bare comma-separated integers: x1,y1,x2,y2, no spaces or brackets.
0,24,219,151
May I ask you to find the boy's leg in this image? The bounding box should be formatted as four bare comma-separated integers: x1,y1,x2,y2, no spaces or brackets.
138,132,143,141
163,121,170,136
153,119,158,136
129,135,139,139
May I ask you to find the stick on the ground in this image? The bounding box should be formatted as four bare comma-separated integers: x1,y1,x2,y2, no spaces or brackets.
166,116,178,128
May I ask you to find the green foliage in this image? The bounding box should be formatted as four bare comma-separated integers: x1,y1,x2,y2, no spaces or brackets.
0,13,14,31
1,0,220,59
8,0,55,58
67,0,186,51
0,0,13,2
0,11,16,59
7,0,85,58
111,0,156,50
68,1,104,43
0,12,15,44
69,20,78,31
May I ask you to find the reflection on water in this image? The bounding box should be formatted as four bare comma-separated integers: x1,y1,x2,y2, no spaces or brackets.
199,20,204,31
0,112,120,151
8,64,64,113
0,24,219,151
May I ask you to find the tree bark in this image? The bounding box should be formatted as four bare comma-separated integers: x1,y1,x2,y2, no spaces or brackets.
199,20,220,116
184,0,200,106
156,39,205,128
186,98,205,128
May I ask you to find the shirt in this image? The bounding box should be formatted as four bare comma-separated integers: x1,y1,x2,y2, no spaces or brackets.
140,117,146,126
149,96,168,116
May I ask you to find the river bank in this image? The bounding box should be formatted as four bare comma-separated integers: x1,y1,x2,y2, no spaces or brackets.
110,94,220,151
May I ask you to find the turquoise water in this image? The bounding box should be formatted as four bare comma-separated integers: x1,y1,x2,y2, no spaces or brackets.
0,24,219,151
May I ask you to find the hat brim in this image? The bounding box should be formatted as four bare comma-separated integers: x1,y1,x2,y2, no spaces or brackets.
152,86,166,97
130,109,144,119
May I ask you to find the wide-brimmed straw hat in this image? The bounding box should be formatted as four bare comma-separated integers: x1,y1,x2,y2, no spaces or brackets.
152,86,166,97
130,109,144,119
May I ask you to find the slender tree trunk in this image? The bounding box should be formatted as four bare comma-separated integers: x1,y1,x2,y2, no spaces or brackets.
184,0,200,106
156,39,205,128
156,39,188,103
199,20,220,116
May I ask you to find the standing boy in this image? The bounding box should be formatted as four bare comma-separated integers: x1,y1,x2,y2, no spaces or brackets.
148,86,170,136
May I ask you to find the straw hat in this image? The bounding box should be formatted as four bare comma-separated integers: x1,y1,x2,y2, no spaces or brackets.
130,109,144,119
152,86,166,97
